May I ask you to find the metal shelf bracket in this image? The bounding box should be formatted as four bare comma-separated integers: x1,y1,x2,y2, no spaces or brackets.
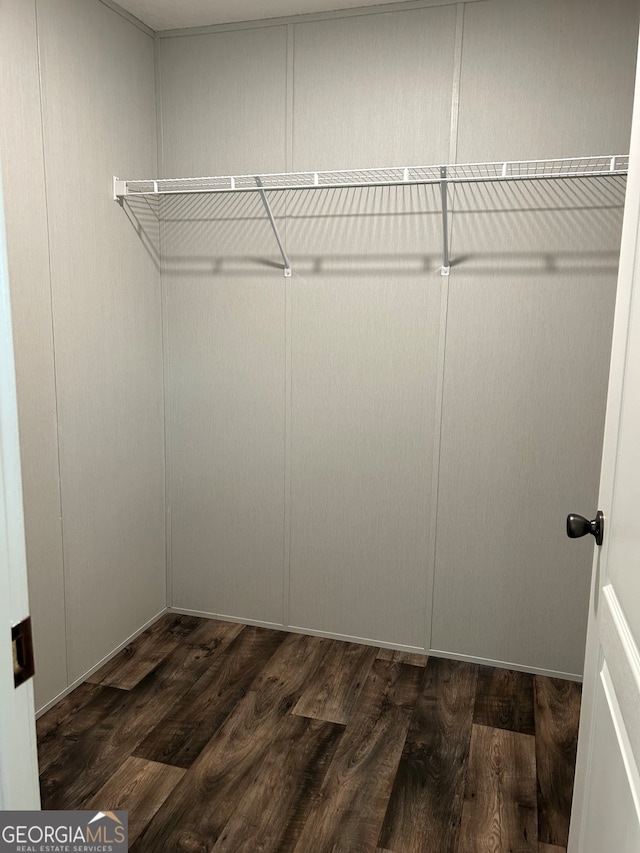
113,176,126,203
255,178,291,277
440,166,451,276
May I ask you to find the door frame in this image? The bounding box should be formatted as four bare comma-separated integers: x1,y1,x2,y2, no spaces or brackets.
0,161,41,809
567,31,640,852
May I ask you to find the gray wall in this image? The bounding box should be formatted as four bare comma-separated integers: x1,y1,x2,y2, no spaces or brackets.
0,0,165,709
432,0,636,673
159,0,638,676
0,0,67,708
433,177,625,673
160,26,289,627
1,0,637,710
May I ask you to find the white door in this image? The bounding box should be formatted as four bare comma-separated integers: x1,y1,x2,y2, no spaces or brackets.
566,35,640,853
0,164,40,807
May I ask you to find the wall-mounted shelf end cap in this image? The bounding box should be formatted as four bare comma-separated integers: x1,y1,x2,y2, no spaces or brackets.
113,177,127,201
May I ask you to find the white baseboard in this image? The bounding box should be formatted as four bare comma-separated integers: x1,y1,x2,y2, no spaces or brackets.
169,606,426,654
426,646,582,682
35,608,169,718
169,606,581,681
37,604,582,719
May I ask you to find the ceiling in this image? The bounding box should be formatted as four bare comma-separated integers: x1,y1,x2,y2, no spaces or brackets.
115,0,409,31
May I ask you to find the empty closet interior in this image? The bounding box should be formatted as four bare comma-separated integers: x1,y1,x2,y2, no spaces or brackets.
1,0,638,714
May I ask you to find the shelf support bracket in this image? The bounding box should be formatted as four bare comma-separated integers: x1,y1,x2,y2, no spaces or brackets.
440,166,450,276
255,178,291,277
113,176,126,203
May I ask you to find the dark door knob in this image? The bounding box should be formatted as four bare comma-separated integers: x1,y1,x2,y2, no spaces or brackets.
566,511,604,546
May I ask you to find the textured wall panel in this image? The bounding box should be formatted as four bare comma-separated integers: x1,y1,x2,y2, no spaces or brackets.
163,183,287,623
159,26,288,177
432,0,638,675
285,2,458,646
456,0,638,162
292,5,457,171
0,0,67,709
159,0,637,671
37,0,165,683
287,186,442,648
433,177,625,674
288,1,456,647
160,27,288,622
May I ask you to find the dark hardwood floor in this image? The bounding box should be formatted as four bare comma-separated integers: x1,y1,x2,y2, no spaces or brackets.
37,613,581,853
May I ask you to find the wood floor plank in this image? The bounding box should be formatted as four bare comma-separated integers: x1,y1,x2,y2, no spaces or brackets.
378,657,478,853
39,621,581,853
85,756,186,845
37,681,103,741
37,684,127,773
131,633,333,853
474,665,535,735
211,715,344,853
534,676,581,848
376,648,428,668
86,613,203,690
39,619,244,809
458,724,537,853
291,660,424,853
133,624,287,768
292,639,377,724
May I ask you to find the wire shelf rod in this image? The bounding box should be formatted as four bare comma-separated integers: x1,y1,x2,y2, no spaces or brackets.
117,171,629,197
114,155,629,199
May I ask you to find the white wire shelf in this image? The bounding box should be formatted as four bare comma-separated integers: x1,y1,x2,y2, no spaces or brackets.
114,155,628,199
113,154,628,277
